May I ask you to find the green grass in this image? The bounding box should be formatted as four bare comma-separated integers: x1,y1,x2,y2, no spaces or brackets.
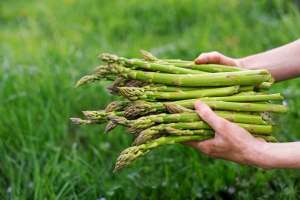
1,0,300,199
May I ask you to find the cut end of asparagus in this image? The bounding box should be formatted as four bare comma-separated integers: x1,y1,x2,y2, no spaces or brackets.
164,103,194,114
70,118,92,125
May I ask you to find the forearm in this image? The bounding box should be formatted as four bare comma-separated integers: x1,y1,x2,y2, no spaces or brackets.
238,39,300,81
246,141,300,169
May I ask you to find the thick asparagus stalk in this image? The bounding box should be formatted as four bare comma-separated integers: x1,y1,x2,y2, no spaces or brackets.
101,53,206,74
109,64,273,87
134,121,272,145
118,86,240,101
83,110,124,122
114,135,212,171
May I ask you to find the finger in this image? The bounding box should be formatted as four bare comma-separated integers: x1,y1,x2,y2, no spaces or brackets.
185,139,216,155
195,51,223,64
219,55,238,66
194,53,209,64
194,100,226,131
194,51,237,66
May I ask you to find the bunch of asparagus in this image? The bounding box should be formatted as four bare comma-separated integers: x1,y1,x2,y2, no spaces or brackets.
71,50,287,172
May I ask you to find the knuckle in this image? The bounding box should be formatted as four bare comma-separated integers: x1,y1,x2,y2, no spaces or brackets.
212,51,220,55
218,119,230,130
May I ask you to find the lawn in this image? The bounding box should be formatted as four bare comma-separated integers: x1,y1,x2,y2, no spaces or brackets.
1,0,300,199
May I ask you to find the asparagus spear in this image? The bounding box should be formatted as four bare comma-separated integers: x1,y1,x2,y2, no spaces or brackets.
101,53,206,74
114,132,278,171
114,135,212,171
118,86,240,101
134,122,272,145
140,50,242,72
83,110,124,122
110,111,268,134
140,85,254,92
122,96,286,119
109,64,273,87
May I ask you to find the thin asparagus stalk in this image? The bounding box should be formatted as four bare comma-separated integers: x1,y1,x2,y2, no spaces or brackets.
166,100,287,112
110,111,268,134
171,63,242,72
118,86,240,101
163,128,277,142
134,122,272,145
138,85,253,93
122,95,286,119
114,135,212,171
109,64,273,87
202,101,287,113
140,50,242,72
83,110,124,122
101,53,206,74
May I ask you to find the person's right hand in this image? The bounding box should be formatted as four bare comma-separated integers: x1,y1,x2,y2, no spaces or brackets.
195,51,241,67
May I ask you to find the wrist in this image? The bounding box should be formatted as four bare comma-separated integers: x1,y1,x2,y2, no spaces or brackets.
243,140,272,169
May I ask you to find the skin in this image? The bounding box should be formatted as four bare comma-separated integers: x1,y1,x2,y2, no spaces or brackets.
188,39,300,169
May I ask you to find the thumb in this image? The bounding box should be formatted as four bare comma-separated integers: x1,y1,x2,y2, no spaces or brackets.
194,100,226,132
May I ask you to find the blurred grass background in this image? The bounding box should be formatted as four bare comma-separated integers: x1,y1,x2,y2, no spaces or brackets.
1,0,300,199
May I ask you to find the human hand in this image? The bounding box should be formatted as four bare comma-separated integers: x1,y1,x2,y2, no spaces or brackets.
194,51,241,67
187,100,267,165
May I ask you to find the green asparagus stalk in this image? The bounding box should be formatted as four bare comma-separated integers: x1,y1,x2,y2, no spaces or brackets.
114,135,212,171
163,128,277,142
118,86,240,101
134,121,272,145
140,85,254,93
110,111,268,134
109,64,273,87
101,53,206,74
83,110,124,122
122,95,286,119
140,50,242,72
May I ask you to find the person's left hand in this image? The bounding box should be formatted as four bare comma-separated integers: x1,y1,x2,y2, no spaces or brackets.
186,100,267,165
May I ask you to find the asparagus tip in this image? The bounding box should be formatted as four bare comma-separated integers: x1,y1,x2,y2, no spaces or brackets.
70,118,91,125
108,115,128,126
140,49,158,61
75,75,97,87
105,121,118,133
118,87,145,100
164,103,194,114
